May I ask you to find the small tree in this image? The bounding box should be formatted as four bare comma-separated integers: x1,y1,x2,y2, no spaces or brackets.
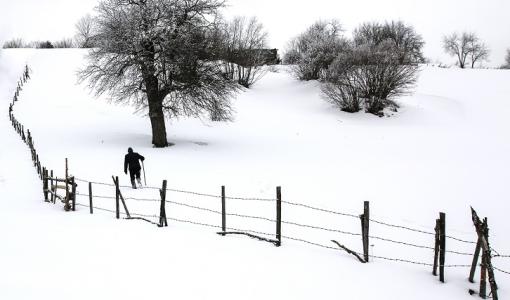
468,39,489,68
503,49,510,69
285,20,347,80
220,16,269,88
79,0,239,147
75,14,96,48
35,41,54,49
54,38,74,48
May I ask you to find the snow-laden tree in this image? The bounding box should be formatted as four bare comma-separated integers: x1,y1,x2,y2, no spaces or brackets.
79,0,239,147
284,20,347,80
219,16,269,88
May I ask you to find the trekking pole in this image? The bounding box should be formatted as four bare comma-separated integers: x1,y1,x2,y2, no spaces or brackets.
142,161,147,186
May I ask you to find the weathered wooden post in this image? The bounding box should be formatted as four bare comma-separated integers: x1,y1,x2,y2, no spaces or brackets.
71,177,76,211
433,218,440,276
50,170,54,203
276,186,282,247
480,247,487,298
89,182,93,214
64,158,70,211
159,180,168,227
469,237,482,283
360,201,370,262
43,168,49,202
439,212,446,283
221,186,226,235
115,176,120,219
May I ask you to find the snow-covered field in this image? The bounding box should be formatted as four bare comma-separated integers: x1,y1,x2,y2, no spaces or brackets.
1,49,509,299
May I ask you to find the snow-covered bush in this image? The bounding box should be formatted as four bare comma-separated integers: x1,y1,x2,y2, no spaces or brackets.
353,21,425,65
285,20,348,81
322,42,418,116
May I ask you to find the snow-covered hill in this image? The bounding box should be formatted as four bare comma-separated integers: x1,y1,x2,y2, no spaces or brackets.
1,49,509,299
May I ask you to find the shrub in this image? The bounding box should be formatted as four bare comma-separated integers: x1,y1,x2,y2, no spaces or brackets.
322,42,418,116
3,38,27,48
35,41,54,49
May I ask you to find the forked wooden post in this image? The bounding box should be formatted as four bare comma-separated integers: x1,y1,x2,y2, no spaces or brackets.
433,218,440,276
221,186,226,235
159,180,168,227
480,247,487,298
439,212,446,283
276,186,282,247
115,176,120,219
89,182,93,214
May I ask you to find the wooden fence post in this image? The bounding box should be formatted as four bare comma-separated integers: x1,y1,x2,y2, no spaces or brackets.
361,201,370,262
115,176,120,219
50,170,54,203
480,246,487,298
64,158,70,211
221,185,226,235
469,237,482,283
71,177,76,211
433,218,440,276
43,168,49,202
89,182,93,214
276,186,282,247
439,212,446,283
159,180,168,227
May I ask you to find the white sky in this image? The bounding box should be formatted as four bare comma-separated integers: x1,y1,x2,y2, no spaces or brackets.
1,0,509,65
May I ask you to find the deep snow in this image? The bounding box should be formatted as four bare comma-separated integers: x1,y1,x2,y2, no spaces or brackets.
1,49,509,299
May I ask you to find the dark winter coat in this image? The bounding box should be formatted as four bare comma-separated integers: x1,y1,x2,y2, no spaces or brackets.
124,152,145,173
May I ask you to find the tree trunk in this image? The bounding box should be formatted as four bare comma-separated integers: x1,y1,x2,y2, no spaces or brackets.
148,97,168,148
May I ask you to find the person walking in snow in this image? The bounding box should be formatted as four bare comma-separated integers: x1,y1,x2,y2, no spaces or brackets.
124,147,145,189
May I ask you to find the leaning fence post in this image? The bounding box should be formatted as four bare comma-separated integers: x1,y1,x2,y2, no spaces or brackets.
115,176,120,219
433,218,440,276
221,185,226,235
480,246,487,298
159,180,168,227
89,182,93,214
469,237,482,283
439,212,446,283
276,186,282,247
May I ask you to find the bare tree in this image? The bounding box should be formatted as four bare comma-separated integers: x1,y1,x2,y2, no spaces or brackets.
285,20,347,80
2,38,27,48
220,16,269,88
75,14,96,48
79,0,239,147
54,38,75,48
443,32,477,69
468,38,490,68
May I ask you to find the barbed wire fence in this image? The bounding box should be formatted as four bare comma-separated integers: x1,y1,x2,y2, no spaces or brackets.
7,65,510,299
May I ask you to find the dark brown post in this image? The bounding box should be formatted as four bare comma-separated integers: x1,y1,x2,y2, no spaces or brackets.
433,218,440,276
71,177,76,211
480,249,487,298
115,176,120,219
159,180,168,227
361,201,370,262
64,158,70,211
276,186,282,247
221,186,226,235
439,212,446,283
43,168,49,202
469,237,482,283
89,182,93,214
50,170,54,203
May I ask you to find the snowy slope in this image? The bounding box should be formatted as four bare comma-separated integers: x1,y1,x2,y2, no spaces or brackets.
1,49,509,299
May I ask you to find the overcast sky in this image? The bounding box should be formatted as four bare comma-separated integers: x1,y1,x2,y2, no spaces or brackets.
1,0,509,65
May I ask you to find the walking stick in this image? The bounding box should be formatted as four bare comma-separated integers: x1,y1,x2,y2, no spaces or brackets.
142,161,147,186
